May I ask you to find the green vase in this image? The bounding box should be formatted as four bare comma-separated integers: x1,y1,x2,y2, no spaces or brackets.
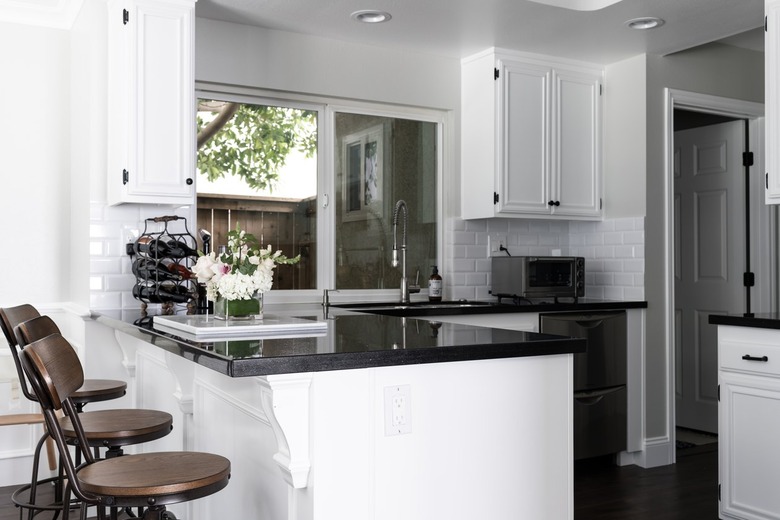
214,293,264,320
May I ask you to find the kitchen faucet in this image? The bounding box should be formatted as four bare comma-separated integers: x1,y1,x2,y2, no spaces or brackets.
392,200,420,303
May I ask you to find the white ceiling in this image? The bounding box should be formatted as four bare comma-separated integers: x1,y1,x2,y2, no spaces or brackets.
195,0,765,64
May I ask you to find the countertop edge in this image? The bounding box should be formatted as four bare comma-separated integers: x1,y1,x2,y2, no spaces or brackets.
708,314,780,330
93,311,586,377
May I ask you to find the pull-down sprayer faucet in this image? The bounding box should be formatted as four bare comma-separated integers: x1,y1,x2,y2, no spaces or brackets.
392,200,420,303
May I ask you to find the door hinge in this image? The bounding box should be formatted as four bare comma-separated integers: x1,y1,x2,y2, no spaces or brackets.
743,151,754,167
493,192,499,204
744,272,755,287
494,68,499,80
123,8,129,25
122,169,129,185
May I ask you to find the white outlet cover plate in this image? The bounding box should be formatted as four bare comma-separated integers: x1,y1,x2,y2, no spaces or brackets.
384,385,412,436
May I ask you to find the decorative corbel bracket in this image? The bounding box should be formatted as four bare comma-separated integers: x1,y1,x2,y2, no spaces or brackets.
258,373,313,489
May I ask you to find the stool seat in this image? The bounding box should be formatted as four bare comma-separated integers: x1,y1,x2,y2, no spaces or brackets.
72,379,127,405
78,451,231,504
61,409,173,447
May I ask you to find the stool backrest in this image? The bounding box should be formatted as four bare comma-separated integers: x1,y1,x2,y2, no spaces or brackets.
21,333,84,411
0,305,43,402
15,315,61,348
0,304,40,348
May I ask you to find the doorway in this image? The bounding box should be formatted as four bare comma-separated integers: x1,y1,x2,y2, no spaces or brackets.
665,89,771,460
673,113,745,434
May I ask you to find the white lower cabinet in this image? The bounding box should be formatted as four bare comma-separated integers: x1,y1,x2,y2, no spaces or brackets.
718,325,780,520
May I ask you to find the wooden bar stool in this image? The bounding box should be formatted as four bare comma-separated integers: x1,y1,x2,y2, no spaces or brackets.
4,310,174,519
0,305,128,411
20,333,231,520
14,314,176,458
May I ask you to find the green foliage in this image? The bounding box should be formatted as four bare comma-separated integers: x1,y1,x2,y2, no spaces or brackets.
197,102,317,191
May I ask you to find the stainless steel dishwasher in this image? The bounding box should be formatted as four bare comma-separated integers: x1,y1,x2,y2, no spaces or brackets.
540,311,627,460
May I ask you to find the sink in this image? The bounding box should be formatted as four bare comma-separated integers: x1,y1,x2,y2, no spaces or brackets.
331,300,499,316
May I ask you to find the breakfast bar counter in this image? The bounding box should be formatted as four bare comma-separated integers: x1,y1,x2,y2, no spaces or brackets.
88,304,584,520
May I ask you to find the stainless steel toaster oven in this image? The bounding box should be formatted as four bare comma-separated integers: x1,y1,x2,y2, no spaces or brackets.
491,256,585,300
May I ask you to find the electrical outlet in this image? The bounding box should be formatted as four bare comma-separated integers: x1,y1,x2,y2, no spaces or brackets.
488,234,507,256
384,385,412,436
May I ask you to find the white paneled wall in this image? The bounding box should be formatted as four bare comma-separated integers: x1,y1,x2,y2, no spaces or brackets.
447,217,645,302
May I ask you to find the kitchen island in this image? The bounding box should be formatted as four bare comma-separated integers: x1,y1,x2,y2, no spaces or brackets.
709,313,780,520
89,305,584,520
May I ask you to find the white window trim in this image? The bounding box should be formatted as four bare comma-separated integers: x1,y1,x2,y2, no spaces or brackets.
195,82,447,305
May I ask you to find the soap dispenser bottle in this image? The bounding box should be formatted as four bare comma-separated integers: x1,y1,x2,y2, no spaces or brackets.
428,265,442,302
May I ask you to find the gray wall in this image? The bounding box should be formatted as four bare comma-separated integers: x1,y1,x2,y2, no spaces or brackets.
644,43,764,441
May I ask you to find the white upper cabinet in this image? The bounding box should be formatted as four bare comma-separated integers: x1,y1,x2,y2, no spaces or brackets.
107,0,196,206
767,0,780,204
461,49,603,220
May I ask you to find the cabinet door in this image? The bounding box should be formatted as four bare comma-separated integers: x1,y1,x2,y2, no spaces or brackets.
767,0,780,204
552,68,602,218
108,0,195,205
720,371,780,520
497,59,552,215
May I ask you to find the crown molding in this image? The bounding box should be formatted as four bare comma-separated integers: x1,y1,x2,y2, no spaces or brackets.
0,0,84,29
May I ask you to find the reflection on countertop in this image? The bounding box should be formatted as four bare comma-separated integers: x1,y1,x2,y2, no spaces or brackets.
93,304,585,377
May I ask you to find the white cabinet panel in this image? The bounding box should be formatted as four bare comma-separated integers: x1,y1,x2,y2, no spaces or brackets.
461,48,603,220
767,0,780,204
107,0,196,205
718,325,780,520
555,69,601,218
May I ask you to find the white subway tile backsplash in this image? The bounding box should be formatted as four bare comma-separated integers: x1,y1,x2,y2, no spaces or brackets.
89,202,195,311
449,216,645,302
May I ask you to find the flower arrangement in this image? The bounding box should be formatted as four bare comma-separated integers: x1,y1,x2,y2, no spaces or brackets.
191,223,299,303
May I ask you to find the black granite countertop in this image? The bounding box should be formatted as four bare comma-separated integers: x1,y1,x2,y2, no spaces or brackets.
329,297,646,317
94,305,587,377
709,313,780,330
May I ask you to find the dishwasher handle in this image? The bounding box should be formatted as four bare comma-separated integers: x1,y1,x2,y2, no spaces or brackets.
574,386,623,406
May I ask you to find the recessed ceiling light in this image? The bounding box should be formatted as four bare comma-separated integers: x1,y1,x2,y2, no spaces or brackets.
625,17,665,30
350,10,392,23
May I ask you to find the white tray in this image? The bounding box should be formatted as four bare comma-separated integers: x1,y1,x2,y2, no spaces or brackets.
153,314,328,339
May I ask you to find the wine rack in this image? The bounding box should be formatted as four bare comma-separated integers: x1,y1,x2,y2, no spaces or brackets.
131,215,198,315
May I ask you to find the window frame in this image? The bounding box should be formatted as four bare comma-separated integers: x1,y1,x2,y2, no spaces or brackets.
195,82,446,304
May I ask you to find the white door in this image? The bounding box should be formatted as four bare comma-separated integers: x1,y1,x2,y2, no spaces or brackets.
674,120,745,433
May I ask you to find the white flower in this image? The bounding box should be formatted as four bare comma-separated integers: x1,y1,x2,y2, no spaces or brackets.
192,253,218,283
192,224,299,302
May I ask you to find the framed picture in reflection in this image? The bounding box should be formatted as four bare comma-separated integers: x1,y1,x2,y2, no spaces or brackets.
342,124,383,221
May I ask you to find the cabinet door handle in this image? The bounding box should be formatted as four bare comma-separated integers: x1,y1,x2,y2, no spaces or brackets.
547,200,560,207
742,354,769,362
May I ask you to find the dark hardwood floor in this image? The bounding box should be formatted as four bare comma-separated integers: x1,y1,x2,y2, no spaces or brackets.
575,444,719,519
1,445,718,520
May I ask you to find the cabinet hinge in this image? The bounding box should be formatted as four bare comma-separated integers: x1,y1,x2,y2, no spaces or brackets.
599,198,603,210
743,151,754,167
766,15,768,32
744,272,755,287
123,8,129,25
718,483,721,501
599,84,603,96
122,169,129,185
768,172,770,189
494,68,499,81
718,384,720,402
494,192,499,204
